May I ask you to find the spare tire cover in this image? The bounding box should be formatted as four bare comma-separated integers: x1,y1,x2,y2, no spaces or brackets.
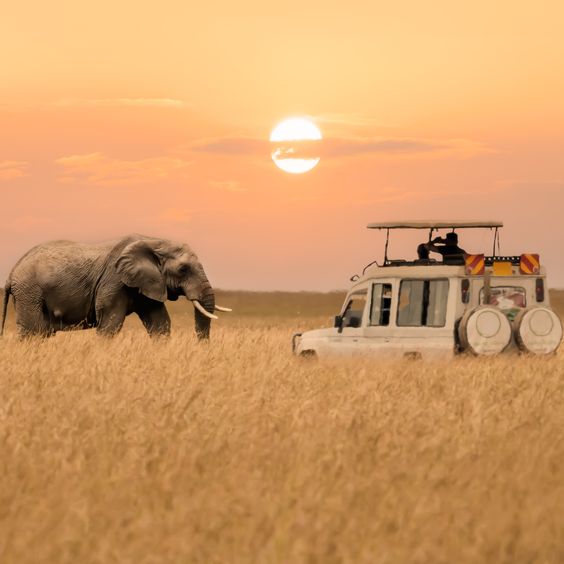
458,306,512,356
514,307,563,354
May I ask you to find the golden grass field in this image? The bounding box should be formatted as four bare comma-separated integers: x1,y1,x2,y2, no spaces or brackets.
1,290,564,563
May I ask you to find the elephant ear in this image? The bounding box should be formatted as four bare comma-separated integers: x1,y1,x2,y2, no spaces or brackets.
115,240,167,302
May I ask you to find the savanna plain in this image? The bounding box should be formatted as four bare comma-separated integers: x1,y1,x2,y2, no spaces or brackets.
1,290,564,564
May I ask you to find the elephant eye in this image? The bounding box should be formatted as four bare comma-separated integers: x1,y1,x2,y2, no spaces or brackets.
178,263,191,275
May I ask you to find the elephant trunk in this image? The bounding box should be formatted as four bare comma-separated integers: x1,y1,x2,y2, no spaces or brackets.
193,286,215,340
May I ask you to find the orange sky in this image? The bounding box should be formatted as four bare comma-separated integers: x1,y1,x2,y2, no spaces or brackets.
1,1,563,290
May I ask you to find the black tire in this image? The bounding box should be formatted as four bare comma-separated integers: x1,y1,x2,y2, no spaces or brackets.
299,350,318,359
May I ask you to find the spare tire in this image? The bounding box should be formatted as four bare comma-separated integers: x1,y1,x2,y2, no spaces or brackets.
458,306,512,356
514,307,563,354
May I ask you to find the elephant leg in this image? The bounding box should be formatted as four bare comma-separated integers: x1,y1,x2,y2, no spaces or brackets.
96,293,128,336
14,300,51,338
136,299,171,337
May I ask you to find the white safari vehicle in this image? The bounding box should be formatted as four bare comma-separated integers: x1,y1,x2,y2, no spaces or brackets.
293,221,563,359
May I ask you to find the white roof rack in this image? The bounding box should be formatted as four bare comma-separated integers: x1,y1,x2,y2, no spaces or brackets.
367,220,503,230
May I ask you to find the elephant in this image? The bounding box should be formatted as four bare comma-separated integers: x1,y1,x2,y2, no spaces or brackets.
0,234,231,338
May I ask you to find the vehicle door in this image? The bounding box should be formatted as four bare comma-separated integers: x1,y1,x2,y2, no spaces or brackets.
392,278,455,358
362,280,395,355
334,288,368,354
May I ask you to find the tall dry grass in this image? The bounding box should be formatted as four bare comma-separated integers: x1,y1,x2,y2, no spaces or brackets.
1,292,564,563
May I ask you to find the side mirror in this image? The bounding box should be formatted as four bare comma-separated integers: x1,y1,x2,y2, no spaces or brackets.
334,315,343,328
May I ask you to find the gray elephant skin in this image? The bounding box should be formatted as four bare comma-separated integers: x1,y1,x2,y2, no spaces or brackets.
0,234,225,338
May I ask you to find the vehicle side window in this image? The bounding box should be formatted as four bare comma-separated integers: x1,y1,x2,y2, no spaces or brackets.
427,279,449,326
370,283,392,326
397,279,449,327
397,280,424,326
342,292,367,328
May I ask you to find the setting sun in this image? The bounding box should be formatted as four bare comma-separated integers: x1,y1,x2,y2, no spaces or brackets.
269,117,322,174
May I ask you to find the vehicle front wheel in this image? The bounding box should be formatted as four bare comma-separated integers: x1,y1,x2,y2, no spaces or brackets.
299,350,318,360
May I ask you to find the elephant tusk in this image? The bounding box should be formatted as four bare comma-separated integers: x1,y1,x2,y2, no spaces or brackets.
192,300,218,320
215,305,232,312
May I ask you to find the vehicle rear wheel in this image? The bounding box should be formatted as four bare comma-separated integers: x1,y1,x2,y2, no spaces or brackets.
514,307,563,354
458,306,512,356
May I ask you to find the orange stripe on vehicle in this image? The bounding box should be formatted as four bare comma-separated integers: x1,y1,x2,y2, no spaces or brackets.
465,254,485,275
520,254,540,274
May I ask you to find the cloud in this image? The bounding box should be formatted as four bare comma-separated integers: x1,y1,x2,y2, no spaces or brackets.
0,160,29,181
494,179,564,192
191,137,268,155
209,180,246,192
314,113,392,127
320,138,447,157
272,138,448,159
55,152,192,186
54,98,187,108
189,136,490,160
321,137,490,158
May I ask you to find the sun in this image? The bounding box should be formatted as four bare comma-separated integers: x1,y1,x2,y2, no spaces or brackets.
270,117,322,174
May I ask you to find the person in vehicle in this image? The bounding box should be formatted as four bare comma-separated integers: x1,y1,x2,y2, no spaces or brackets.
416,243,430,260
422,232,466,264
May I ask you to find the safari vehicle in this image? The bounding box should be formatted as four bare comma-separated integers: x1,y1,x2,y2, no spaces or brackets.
293,221,563,359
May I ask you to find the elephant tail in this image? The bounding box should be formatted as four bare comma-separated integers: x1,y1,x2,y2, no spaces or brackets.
0,281,11,337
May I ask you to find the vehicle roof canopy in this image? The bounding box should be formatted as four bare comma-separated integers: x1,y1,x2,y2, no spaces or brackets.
367,220,503,230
